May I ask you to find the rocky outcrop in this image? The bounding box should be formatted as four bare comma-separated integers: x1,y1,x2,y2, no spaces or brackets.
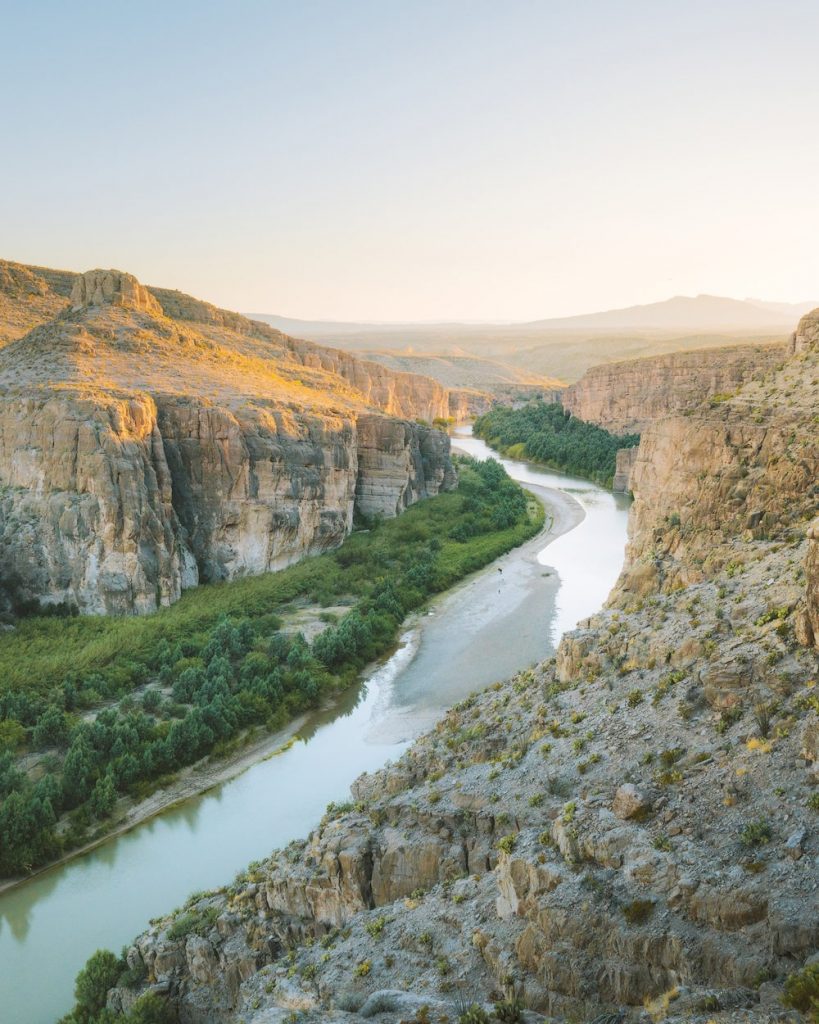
561,343,786,433
0,393,187,615
612,445,639,492
148,283,472,423
796,517,819,648
71,268,164,316
0,268,457,614
789,307,819,355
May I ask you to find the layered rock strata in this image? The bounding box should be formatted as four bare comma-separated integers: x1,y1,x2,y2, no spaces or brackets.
561,343,786,434
0,269,457,615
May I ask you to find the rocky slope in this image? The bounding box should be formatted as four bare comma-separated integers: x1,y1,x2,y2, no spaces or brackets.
108,313,818,1022
0,260,67,343
561,343,786,434
0,267,458,615
349,350,566,413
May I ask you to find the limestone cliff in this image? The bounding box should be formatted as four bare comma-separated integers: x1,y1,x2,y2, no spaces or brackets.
612,445,639,492
561,342,786,434
613,313,818,605
111,310,818,1024
0,268,457,615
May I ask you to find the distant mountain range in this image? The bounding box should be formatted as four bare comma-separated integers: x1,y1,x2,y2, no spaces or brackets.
250,294,814,383
252,294,817,338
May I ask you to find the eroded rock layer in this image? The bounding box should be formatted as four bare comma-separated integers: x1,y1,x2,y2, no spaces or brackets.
561,343,786,434
0,268,458,614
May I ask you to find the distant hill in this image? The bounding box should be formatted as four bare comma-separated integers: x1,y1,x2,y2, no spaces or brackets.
253,294,817,340
523,294,817,331
251,294,812,382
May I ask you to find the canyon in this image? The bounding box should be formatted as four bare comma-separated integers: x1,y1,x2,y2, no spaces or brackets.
560,342,787,434
0,264,465,615
108,309,818,1024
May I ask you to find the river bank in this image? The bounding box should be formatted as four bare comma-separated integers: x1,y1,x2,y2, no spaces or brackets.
367,479,585,742
0,481,569,899
0,436,629,1024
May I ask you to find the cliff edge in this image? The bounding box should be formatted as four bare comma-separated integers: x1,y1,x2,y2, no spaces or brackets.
0,267,458,615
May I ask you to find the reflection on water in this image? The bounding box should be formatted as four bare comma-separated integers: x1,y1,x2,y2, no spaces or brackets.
0,428,630,1024
452,429,631,645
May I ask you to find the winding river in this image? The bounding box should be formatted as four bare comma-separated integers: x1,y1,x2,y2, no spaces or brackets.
0,429,630,1024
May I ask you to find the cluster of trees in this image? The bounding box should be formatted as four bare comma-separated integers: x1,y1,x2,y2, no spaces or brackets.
0,456,537,877
447,457,528,541
474,401,640,486
59,948,174,1023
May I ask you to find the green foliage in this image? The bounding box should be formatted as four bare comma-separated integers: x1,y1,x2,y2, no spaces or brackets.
782,962,819,1020
459,1006,491,1024
497,833,517,854
125,992,177,1023
474,401,639,486
740,818,773,847
166,905,219,941
0,457,541,876
72,949,123,1022
493,999,524,1023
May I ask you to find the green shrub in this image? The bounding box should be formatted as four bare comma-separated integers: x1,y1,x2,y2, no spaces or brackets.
459,1006,491,1024
740,819,772,847
782,962,819,1019
497,834,517,855
493,998,524,1022
71,949,123,1021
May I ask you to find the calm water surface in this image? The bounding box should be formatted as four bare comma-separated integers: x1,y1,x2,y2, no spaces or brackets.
0,428,630,1023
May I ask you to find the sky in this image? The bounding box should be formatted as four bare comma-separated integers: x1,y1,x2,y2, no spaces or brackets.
2,0,818,321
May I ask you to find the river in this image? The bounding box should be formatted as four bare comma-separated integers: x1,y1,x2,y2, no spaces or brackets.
0,429,630,1023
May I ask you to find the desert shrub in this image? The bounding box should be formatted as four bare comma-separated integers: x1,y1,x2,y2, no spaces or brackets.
782,962,819,1019
740,819,772,847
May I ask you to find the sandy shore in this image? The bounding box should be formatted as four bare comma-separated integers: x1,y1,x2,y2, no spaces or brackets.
364,482,585,743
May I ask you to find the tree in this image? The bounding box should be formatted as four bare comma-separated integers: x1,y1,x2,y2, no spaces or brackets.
90,774,117,820
62,735,96,807
127,992,176,1023
72,949,122,1023
0,719,26,752
33,705,69,749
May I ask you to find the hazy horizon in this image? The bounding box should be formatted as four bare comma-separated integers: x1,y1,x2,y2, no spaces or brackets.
4,0,819,321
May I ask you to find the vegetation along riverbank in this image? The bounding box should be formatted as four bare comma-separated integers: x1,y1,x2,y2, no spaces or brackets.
474,400,640,487
0,456,543,883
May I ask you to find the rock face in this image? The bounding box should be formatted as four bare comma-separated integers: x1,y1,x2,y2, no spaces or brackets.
110,310,818,1024
612,445,639,492
561,343,786,433
797,517,819,648
70,268,164,316
0,267,458,614
789,306,819,355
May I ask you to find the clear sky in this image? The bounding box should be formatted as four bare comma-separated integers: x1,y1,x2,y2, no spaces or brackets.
2,0,818,320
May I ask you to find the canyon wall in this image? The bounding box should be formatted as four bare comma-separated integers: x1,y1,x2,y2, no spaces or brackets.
149,284,475,423
561,342,786,434
612,445,639,492
0,393,456,616
0,270,458,616
613,312,818,608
